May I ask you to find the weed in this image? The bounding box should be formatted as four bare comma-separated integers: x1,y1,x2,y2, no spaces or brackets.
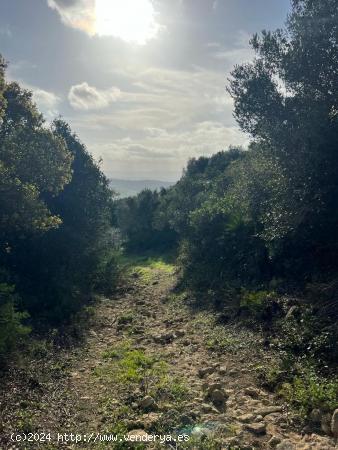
279,370,338,417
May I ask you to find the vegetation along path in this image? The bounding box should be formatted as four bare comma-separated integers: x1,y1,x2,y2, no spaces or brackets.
1,256,336,449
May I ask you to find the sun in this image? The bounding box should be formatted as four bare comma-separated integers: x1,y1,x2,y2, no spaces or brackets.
95,0,159,45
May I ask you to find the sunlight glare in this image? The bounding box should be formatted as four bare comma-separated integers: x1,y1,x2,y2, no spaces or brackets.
95,0,159,45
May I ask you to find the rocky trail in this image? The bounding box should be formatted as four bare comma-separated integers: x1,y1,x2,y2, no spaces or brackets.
0,257,336,449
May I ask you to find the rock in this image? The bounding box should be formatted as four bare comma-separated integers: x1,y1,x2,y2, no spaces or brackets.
198,366,215,378
245,422,266,435
255,415,263,421
331,408,338,437
309,408,322,423
139,396,155,410
268,435,282,447
127,429,149,441
238,413,255,423
321,412,332,435
140,412,161,429
191,425,212,438
210,389,226,406
219,365,227,375
201,403,219,414
244,387,264,399
153,332,175,344
276,441,295,450
207,382,223,393
89,330,98,337
256,406,283,416
175,330,185,338
224,389,234,397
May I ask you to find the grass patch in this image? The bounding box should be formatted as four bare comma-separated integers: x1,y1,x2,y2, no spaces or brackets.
189,313,240,353
97,342,190,404
117,252,175,283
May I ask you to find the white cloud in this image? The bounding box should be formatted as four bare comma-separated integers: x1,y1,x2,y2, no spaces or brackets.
210,31,254,65
47,0,162,44
68,82,121,110
66,66,248,180
32,88,61,117
47,0,96,35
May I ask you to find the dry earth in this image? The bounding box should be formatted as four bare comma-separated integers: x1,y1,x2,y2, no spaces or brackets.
0,258,336,449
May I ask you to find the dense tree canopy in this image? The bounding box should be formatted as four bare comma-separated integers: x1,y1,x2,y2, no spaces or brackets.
0,58,117,358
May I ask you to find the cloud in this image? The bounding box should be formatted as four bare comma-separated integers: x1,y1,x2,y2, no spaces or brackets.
47,0,96,35
66,66,248,180
210,31,254,65
32,88,61,117
68,82,121,110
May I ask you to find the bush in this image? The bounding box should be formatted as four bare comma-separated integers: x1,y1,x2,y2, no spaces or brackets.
0,282,30,361
279,370,338,417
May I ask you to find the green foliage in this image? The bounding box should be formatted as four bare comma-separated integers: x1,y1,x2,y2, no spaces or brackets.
0,282,30,360
0,59,118,359
279,371,338,416
97,342,189,407
116,189,177,253
5,119,117,323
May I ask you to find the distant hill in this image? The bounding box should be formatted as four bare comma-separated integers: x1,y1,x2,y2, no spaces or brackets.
110,178,175,198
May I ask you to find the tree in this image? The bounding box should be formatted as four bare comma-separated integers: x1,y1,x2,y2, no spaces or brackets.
228,0,338,275
9,120,117,322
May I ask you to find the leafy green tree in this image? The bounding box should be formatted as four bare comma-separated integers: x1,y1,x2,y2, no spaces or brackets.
228,0,338,275
0,58,73,354
117,189,176,253
0,82,73,247
9,120,117,322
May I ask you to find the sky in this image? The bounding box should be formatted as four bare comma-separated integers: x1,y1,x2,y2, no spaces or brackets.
0,0,291,181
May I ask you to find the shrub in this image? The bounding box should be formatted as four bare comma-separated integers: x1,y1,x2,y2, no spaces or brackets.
0,282,30,361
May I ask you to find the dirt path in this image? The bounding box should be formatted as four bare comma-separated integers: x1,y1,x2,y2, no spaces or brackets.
1,258,336,449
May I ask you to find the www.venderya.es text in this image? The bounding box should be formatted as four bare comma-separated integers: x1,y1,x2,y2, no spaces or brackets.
10,431,190,445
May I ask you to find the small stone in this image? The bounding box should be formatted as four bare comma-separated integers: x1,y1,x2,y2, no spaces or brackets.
191,425,212,438
175,330,185,338
331,409,338,437
201,403,219,414
321,412,332,435
219,365,227,375
245,422,266,435
238,413,255,423
210,389,226,407
268,435,282,447
224,389,234,396
244,387,264,399
139,396,155,410
256,406,283,416
309,408,322,423
198,366,215,378
140,412,161,429
207,382,223,393
276,441,295,450
153,332,175,344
